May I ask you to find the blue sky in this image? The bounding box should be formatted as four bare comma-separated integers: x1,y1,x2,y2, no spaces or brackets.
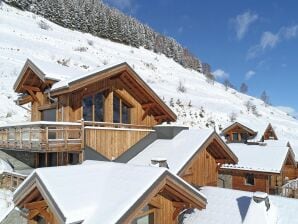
104,0,298,117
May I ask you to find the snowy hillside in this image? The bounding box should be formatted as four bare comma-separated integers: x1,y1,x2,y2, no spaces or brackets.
1,3,298,141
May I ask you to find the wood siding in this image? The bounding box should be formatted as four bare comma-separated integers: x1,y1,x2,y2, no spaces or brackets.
231,172,270,193
56,79,158,127
85,127,152,160
181,148,218,187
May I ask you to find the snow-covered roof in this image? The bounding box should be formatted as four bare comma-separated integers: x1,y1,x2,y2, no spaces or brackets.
183,186,298,224
51,61,126,91
0,159,13,174
222,143,292,173
14,161,206,224
128,129,237,174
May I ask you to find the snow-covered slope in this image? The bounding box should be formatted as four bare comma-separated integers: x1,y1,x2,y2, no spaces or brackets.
1,3,298,141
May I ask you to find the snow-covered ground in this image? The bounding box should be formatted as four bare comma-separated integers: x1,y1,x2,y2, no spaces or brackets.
1,3,298,142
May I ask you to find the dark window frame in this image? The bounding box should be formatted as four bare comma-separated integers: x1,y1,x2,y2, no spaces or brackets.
245,173,255,186
82,91,105,122
113,94,132,124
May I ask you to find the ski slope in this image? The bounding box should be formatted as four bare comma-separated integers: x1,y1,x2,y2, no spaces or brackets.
1,3,298,142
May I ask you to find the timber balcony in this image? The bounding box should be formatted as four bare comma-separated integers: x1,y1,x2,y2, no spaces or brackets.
0,121,153,155
0,122,83,152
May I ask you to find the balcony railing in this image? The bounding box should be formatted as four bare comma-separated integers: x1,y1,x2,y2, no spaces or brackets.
0,122,82,152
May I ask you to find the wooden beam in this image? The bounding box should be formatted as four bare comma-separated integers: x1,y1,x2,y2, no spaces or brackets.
25,200,47,210
23,85,41,92
16,95,33,105
28,209,40,220
27,89,40,104
154,115,168,120
142,102,156,109
142,107,150,121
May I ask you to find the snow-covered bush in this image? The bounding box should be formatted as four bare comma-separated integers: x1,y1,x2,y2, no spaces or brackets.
87,39,94,46
74,46,88,52
37,20,51,30
57,58,70,67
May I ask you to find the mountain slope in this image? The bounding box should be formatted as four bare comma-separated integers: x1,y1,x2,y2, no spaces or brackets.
1,3,298,142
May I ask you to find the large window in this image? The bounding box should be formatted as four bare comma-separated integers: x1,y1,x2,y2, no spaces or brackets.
245,173,255,186
113,95,131,124
82,92,105,122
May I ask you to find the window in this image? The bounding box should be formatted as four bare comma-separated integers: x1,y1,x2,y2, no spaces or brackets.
132,205,155,224
122,102,130,124
82,95,93,121
113,95,131,124
245,173,255,185
41,109,56,121
82,92,105,122
94,92,104,122
113,95,121,123
232,133,239,141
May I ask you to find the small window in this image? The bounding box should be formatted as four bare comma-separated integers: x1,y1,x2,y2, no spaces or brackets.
82,95,93,121
41,109,56,121
232,133,239,141
132,205,155,224
245,173,255,185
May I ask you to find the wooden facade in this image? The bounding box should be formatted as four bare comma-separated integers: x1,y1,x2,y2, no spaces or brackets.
13,170,206,224
3,60,176,165
263,123,278,140
220,151,297,194
221,122,257,143
179,134,238,187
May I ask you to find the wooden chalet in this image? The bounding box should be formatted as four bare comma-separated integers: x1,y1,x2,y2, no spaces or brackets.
220,144,297,194
221,122,278,143
128,127,238,187
9,162,206,224
0,59,176,172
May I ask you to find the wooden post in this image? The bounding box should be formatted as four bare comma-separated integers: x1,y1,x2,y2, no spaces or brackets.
45,127,49,151
81,119,85,150
19,128,23,149
64,127,68,150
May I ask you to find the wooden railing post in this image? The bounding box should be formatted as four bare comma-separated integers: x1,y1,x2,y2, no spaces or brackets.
45,127,49,151
81,119,85,150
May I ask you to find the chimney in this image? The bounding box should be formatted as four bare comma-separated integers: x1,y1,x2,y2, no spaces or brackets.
253,192,270,211
151,157,169,168
243,191,277,224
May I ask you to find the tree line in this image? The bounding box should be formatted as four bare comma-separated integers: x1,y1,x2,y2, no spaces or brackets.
4,0,203,72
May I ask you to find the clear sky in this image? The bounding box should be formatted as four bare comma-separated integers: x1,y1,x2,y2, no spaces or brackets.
104,0,298,117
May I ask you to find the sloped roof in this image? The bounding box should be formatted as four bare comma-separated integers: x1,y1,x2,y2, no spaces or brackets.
182,186,298,224
221,143,295,173
13,58,176,122
13,161,206,224
221,122,257,136
128,129,238,174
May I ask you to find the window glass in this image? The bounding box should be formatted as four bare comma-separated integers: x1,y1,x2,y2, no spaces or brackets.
245,174,255,185
113,95,120,123
41,109,56,121
122,102,130,124
131,213,154,224
94,92,104,122
232,133,239,141
82,96,93,121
